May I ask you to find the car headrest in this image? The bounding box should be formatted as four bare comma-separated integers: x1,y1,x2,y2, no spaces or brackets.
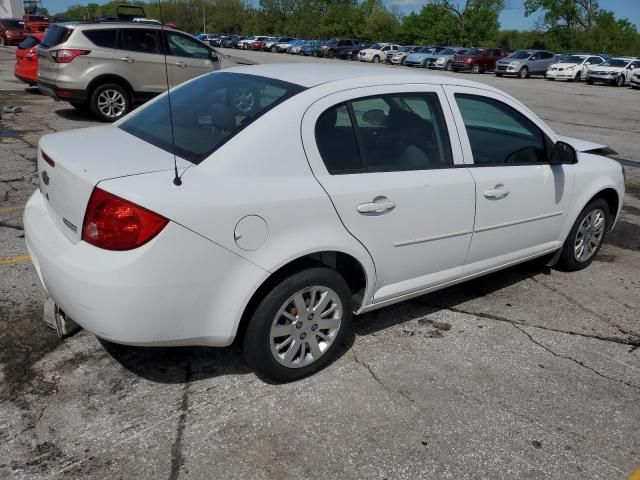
210,103,236,131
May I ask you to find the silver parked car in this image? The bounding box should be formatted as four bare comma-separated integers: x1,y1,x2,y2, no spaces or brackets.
37,22,225,121
495,50,558,78
427,47,467,70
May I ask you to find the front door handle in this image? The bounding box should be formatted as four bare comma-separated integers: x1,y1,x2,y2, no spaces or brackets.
357,196,396,215
120,56,134,63
175,61,187,68
484,184,511,199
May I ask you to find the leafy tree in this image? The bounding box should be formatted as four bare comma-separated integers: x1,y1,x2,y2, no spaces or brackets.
434,0,505,45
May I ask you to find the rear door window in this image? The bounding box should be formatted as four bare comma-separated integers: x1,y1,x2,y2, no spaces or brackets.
83,29,117,48
118,29,162,54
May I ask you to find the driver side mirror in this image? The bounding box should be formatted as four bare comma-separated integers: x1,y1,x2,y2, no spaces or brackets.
550,141,577,165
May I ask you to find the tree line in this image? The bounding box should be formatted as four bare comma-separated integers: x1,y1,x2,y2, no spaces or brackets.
55,0,640,56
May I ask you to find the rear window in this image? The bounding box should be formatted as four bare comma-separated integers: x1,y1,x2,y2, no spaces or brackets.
18,36,40,49
1,20,24,28
40,25,72,48
119,72,306,164
82,29,117,48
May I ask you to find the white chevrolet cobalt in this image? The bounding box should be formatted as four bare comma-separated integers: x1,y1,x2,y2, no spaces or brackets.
25,64,625,381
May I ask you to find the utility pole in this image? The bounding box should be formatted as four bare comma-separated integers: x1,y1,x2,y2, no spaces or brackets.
203,4,206,34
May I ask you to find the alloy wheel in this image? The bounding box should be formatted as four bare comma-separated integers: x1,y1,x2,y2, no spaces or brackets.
233,88,255,115
97,89,127,119
574,208,605,262
472,64,480,74
269,286,343,368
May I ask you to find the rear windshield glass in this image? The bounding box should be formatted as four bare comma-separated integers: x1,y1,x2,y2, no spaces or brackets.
41,25,72,48
1,20,24,28
119,72,305,164
18,36,40,49
510,50,534,59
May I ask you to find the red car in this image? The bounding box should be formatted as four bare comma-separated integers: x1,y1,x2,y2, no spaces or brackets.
0,18,29,46
22,14,50,33
14,32,45,86
451,47,509,74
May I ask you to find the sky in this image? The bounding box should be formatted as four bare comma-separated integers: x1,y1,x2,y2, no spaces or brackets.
44,0,640,30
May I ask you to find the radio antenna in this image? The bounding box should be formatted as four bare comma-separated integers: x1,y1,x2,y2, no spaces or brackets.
158,1,182,186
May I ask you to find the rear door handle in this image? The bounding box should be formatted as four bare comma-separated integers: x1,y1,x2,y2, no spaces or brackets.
120,56,134,63
484,185,511,199
175,61,187,68
357,196,396,215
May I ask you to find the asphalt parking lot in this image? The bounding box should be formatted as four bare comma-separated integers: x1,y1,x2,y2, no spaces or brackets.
1,44,639,480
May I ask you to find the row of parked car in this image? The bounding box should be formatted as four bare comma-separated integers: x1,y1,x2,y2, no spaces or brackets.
203,34,640,88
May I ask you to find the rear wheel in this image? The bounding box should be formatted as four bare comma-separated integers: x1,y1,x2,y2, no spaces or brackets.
270,46,276,52
90,83,130,122
518,66,529,79
471,63,481,74
0,36,5,46
243,267,352,381
557,199,610,271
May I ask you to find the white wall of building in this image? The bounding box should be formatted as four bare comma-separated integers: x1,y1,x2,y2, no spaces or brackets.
0,0,25,18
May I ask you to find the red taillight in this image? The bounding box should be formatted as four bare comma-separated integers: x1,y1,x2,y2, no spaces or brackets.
82,187,168,251
50,49,90,63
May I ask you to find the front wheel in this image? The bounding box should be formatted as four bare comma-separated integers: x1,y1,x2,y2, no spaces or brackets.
326,49,335,59
445,61,452,71
243,267,352,381
90,83,130,122
615,75,625,87
471,63,481,74
495,72,503,77
373,55,380,64
518,66,529,79
557,199,610,271
575,71,581,81
587,79,594,85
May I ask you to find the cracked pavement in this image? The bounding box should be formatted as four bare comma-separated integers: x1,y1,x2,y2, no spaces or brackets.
1,45,640,479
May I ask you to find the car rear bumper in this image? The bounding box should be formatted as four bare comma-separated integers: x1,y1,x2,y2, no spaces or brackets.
24,189,267,347
37,81,87,102
15,71,38,85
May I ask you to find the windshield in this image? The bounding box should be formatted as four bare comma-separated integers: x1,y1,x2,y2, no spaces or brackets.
120,73,305,164
417,47,433,54
1,20,24,29
509,50,533,59
560,55,586,64
326,39,338,45
602,59,629,67
439,48,455,55
400,46,414,52
18,36,40,49
370,43,383,50
465,48,484,56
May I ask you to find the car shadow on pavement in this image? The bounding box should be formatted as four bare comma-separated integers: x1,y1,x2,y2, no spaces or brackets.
54,107,94,122
100,260,551,385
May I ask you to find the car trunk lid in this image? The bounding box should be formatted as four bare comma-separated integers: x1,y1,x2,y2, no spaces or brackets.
37,126,190,244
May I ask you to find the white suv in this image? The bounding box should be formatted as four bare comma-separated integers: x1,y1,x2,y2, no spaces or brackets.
358,43,401,63
25,65,625,381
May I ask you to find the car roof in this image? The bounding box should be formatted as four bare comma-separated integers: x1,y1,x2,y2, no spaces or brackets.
229,63,504,92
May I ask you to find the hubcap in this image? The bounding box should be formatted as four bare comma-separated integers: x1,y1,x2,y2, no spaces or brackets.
97,89,126,118
233,88,255,115
574,208,605,262
269,286,343,368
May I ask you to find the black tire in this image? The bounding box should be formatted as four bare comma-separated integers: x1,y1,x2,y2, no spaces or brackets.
452,68,459,72
587,79,594,85
445,61,452,71
546,77,555,80
0,36,5,46
89,83,130,122
518,66,529,79
471,63,481,74
69,101,89,112
373,55,380,64
326,49,335,59
575,71,581,81
243,267,352,381
615,75,625,87
557,198,610,271
496,73,503,77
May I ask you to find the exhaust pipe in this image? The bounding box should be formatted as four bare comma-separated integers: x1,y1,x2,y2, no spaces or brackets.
43,297,81,338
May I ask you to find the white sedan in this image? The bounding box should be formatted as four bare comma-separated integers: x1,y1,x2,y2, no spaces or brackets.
546,54,604,81
25,65,625,381
358,43,400,63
